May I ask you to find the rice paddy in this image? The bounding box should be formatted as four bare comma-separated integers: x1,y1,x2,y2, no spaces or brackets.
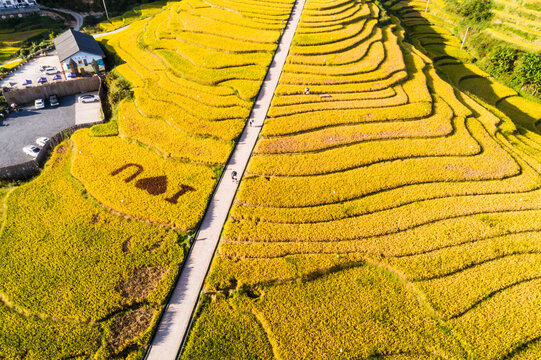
0,0,292,357
1,0,539,358
183,0,541,358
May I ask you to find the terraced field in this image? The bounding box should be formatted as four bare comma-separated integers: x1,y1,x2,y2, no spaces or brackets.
387,0,541,52
492,0,541,51
0,0,292,358
385,0,541,132
0,29,46,64
182,0,541,359
91,1,168,33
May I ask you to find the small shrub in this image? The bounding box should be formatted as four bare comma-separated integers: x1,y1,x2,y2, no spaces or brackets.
487,46,519,75
514,52,541,95
106,71,133,106
90,120,119,137
446,0,494,23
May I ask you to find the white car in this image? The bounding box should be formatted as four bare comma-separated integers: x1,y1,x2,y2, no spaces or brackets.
79,94,100,103
23,145,40,158
36,137,49,147
34,98,45,110
44,67,58,75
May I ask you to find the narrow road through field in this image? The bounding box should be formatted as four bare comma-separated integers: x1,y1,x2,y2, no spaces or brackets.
93,25,130,39
39,6,84,31
0,58,21,68
144,0,307,358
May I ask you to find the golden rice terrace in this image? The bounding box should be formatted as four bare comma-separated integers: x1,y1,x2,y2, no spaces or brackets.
183,0,541,359
0,0,540,359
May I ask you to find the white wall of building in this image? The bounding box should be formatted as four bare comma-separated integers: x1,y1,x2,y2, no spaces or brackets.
61,51,106,74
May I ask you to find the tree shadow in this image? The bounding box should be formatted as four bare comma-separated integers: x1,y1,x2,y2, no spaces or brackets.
387,2,541,134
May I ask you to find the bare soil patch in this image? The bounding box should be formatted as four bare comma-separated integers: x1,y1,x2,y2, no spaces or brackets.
108,306,155,353
116,266,167,299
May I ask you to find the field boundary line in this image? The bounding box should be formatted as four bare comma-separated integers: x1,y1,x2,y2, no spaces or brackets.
144,0,307,358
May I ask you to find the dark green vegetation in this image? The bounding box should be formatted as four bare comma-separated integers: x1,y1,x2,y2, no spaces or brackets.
0,15,66,65
428,0,540,99
445,0,494,23
42,0,162,17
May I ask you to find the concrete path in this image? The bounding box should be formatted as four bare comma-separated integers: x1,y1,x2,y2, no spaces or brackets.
0,55,63,89
0,58,21,68
39,6,84,31
93,25,130,39
144,0,307,359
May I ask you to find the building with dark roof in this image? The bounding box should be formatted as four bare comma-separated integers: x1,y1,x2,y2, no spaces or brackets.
53,29,105,75
0,0,37,9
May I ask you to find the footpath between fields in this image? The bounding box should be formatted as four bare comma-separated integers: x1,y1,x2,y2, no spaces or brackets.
144,0,308,358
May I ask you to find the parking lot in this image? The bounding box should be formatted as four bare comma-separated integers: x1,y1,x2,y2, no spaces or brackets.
0,95,76,167
0,54,65,89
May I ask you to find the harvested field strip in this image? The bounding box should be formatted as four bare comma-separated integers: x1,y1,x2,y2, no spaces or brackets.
484,28,541,52
493,10,541,31
494,21,541,39
495,0,541,18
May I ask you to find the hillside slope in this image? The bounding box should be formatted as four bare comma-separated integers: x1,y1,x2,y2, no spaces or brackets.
183,0,541,358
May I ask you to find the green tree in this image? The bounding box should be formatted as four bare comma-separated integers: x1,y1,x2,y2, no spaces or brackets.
514,52,541,95
106,71,133,106
445,0,494,23
458,0,494,23
487,46,519,75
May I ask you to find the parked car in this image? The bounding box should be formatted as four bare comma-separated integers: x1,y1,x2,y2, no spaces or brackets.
49,94,59,107
79,94,100,103
39,65,52,72
36,137,49,147
44,67,59,75
23,145,40,158
34,98,45,110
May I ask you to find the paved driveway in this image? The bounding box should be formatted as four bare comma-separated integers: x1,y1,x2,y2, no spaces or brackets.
0,95,75,167
75,91,103,125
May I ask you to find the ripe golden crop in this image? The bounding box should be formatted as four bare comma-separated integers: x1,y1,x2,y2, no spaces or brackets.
118,100,233,164
71,131,217,231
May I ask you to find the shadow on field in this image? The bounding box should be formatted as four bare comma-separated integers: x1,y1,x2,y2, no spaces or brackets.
390,5,541,134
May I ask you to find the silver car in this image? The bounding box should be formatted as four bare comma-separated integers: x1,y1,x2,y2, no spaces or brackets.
79,94,100,103
36,137,49,147
23,145,40,158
